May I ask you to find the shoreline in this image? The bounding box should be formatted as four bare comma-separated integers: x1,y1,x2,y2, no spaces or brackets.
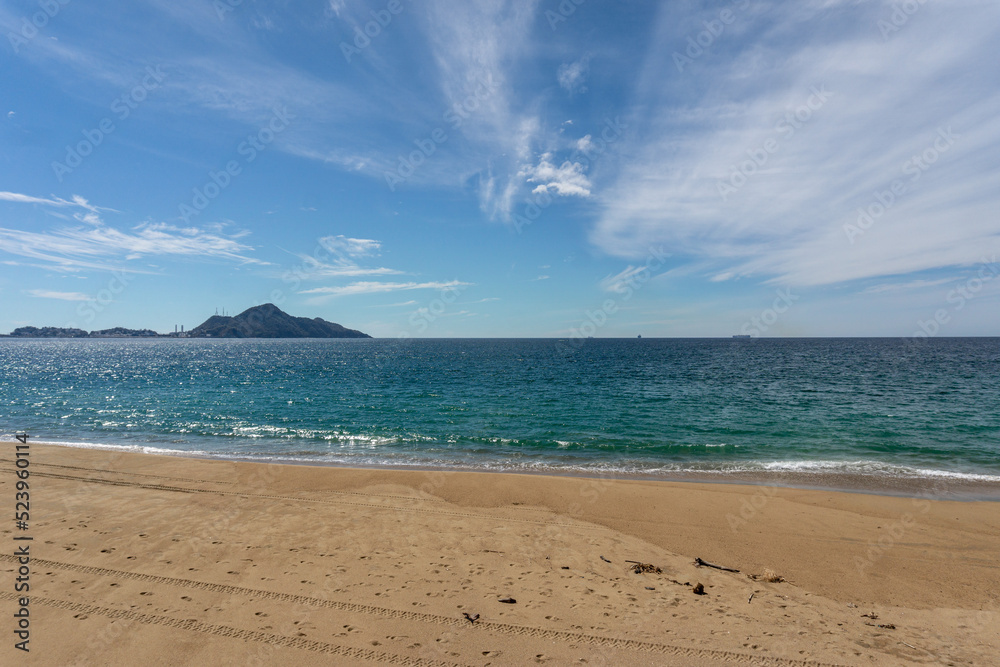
22,436,1000,502
3,441,998,665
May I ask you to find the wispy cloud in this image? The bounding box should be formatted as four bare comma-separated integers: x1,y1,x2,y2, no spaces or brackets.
0,193,262,271
589,1,1000,287
290,235,404,279
862,277,956,294
600,265,660,294
0,191,105,214
26,289,91,301
300,280,472,299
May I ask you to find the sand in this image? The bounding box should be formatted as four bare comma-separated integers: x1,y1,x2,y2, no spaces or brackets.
2,443,998,666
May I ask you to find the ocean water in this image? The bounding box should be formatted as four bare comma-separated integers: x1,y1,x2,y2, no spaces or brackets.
2,337,999,492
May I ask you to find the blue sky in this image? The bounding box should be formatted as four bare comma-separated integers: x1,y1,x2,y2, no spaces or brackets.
1,0,999,337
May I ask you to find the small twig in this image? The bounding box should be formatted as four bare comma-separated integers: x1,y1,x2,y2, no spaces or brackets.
748,592,754,604
900,642,917,650
600,555,611,563
694,557,740,573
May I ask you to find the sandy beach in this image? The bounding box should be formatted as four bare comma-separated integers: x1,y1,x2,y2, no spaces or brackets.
2,443,998,666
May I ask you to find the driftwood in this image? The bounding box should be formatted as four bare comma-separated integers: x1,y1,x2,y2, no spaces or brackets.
694,557,739,573
498,597,516,604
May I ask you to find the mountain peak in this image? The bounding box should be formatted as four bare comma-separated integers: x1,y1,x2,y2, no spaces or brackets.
188,304,369,338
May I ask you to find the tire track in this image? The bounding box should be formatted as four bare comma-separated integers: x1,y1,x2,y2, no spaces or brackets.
0,555,845,666
10,456,563,510
30,471,589,529
0,458,237,485
0,590,464,666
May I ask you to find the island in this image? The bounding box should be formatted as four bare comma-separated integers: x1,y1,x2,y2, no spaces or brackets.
187,303,370,338
1,304,370,338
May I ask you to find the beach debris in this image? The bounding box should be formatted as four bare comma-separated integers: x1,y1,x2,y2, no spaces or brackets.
600,555,612,563
900,641,918,650
694,557,739,573
693,583,706,595
748,569,785,583
625,560,662,574
561,566,570,569
498,597,516,604
748,592,755,604
645,586,655,591
865,622,896,630
669,579,690,587
861,612,879,620
463,613,479,624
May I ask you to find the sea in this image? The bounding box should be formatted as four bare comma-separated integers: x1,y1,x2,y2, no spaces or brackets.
2,337,999,498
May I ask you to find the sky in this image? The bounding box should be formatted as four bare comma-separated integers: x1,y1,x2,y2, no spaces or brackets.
1,0,999,338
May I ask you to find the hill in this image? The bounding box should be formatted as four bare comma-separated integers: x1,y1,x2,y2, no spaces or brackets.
187,303,370,338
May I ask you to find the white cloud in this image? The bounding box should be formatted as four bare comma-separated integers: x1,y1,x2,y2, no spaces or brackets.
0,191,103,214
862,277,957,294
319,235,381,258
290,235,403,280
0,217,262,271
521,153,591,197
600,265,657,294
557,56,590,94
26,289,91,301
589,1,1000,288
300,280,472,299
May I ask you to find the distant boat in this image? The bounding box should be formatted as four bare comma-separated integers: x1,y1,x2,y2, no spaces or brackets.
637,335,642,339
732,334,751,339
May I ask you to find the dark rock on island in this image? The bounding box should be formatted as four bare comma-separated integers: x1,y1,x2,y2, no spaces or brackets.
2,304,370,338
187,303,370,338
9,326,90,338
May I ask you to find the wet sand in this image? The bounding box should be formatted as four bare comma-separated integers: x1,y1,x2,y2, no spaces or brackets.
2,443,997,665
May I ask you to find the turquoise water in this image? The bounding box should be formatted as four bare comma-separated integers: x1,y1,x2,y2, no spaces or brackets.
1,338,998,487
